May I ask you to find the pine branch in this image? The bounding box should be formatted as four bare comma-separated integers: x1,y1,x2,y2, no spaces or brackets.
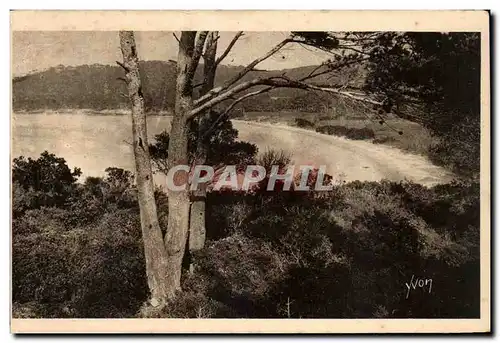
189,76,382,119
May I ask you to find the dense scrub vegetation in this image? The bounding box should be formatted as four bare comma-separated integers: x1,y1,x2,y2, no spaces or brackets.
12,151,480,318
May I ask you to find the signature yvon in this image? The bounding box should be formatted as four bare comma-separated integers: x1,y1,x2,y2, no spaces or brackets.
405,275,432,299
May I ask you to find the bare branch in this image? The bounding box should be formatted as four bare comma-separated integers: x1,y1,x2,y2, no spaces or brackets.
215,31,243,66
190,78,268,117
210,65,332,126
194,37,292,107
223,37,291,86
305,63,327,79
201,87,269,140
172,33,180,43
194,36,366,108
296,42,343,58
337,45,370,56
116,60,130,72
189,76,381,119
289,37,347,58
195,57,371,132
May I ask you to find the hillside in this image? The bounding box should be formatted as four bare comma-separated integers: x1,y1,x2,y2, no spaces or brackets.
12,61,365,113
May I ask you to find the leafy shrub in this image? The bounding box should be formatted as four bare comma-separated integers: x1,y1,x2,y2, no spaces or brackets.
318,115,332,121
373,135,397,144
429,125,480,179
166,180,480,319
188,234,293,318
11,151,479,319
12,151,82,214
254,149,294,193
12,208,148,318
316,125,346,135
316,125,375,140
12,302,45,318
345,127,376,140
206,192,255,240
256,149,292,173
149,110,257,173
60,168,139,227
139,290,229,318
294,118,315,128
12,207,69,236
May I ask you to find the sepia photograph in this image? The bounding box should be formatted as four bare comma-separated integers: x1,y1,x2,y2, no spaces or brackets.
10,10,490,334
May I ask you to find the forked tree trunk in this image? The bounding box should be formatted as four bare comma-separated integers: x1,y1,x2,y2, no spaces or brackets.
189,32,218,252
163,32,197,293
118,31,170,303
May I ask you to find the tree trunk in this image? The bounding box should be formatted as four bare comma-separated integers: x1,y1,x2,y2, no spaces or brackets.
118,31,170,303
189,32,218,252
164,32,197,293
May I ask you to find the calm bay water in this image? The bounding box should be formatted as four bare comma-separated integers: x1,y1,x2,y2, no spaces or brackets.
11,113,452,186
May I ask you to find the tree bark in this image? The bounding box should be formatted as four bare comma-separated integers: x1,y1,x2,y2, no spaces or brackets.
164,31,197,293
118,31,170,303
189,31,218,252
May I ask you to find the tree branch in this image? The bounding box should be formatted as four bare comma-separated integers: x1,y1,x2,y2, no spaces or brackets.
172,33,180,43
337,45,370,56
296,41,343,58
189,31,208,75
189,76,381,119
201,87,269,140
194,37,292,107
116,60,130,72
194,36,367,108
194,56,371,130
215,31,243,67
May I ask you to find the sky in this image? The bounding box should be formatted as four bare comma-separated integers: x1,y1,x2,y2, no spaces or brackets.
12,31,332,76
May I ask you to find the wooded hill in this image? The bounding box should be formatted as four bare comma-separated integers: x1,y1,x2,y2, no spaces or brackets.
12,61,365,113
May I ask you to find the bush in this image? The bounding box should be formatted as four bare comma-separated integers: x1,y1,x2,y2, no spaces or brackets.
294,118,315,128
256,149,292,173
429,130,480,179
167,180,480,318
318,115,332,121
316,125,375,140
12,208,148,318
11,151,479,319
373,135,397,144
12,151,82,214
149,110,257,173
345,127,376,140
